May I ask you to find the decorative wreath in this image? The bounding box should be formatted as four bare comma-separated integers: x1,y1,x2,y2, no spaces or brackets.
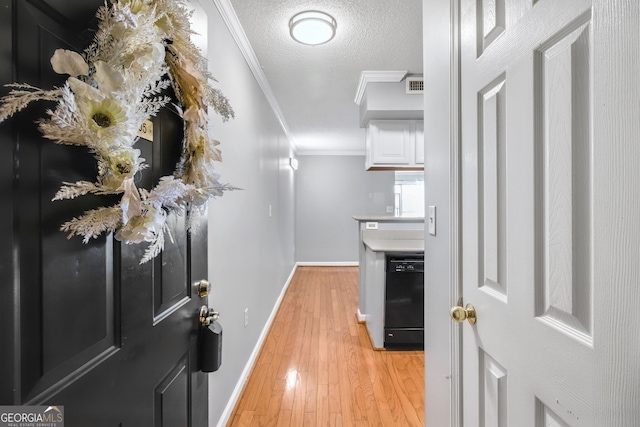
0,0,237,263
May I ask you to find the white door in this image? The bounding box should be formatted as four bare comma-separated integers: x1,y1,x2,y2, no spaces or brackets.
455,0,640,425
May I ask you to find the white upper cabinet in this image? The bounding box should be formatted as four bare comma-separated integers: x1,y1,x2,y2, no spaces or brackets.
355,72,424,170
414,120,424,165
370,121,412,164
366,120,424,170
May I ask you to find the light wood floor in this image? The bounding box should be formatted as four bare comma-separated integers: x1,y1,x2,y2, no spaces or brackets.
228,266,425,426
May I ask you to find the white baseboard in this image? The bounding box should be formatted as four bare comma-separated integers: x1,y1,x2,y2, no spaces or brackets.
356,308,367,323
216,264,299,427
296,261,359,267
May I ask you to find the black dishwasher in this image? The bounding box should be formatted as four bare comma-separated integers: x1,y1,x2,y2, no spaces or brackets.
385,253,424,349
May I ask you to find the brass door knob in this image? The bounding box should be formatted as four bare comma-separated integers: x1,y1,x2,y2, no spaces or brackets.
450,303,476,325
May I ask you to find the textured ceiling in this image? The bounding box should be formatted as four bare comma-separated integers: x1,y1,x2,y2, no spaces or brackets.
227,0,423,154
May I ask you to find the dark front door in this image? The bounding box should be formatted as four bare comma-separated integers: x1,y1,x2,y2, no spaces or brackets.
0,1,209,425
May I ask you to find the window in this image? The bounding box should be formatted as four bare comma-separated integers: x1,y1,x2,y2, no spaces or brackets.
394,171,424,217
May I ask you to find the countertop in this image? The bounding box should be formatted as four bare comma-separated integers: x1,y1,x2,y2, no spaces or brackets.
363,239,424,252
353,215,424,222
361,229,424,252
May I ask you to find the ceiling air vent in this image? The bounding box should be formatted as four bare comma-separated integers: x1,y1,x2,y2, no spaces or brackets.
405,77,424,94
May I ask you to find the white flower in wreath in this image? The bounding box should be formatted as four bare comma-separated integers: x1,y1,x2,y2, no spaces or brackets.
122,0,153,14
102,148,145,225
128,42,165,72
81,97,133,146
115,204,166,244
102,148,144,189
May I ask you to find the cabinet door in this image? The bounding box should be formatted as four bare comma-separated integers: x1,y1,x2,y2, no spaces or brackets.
370,121,412,165
414,121,425,164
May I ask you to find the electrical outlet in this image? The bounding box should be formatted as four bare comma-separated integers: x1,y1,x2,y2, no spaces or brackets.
244,308,249,327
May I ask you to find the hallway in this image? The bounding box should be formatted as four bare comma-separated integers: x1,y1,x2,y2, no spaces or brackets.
228,266,425,426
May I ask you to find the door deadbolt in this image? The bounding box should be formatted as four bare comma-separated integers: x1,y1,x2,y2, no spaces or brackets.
197,280,211,298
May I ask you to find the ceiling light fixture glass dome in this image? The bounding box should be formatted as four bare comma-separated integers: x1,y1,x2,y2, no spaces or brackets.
289,11,337,46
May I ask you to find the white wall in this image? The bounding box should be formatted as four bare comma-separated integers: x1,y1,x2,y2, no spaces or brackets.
200,3,296,425
295,155,394,263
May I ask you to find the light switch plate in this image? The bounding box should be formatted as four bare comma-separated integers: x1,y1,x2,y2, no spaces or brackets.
428,206,436,235
365,222,379,230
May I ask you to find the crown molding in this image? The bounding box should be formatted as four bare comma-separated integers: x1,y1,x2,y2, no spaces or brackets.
354,70,408,105
211,0,298,152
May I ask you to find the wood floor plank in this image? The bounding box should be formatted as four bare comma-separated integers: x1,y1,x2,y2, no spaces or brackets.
318,320,329,386
290,372,307,426
330,413,343,427
303,412,316,426
384,354,423,426
228,267,425,427
236,411,254,427
328,383,341,415
240,364,269,412
303,315,320,414
330,288,342,333
249,415,264,427
393,352,425,420
368,351,402,426
342,332,367,423
336,331,355,426
275,410,291,427
255,363,278,415
316,383,329,426
296,313,313,374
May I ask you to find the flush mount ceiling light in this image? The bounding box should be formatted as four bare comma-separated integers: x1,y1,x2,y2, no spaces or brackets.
289,11,336,46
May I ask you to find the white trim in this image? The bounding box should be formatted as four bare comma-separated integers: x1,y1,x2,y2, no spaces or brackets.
423,0,460,425
295,150,365,156
296,261,359,267
356,308,366,323
449,0,462,425
216,264,299,427
354,70,408,105
212,0,298,153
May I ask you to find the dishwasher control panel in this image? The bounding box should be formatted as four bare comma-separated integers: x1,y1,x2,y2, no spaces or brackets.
386,253,424,273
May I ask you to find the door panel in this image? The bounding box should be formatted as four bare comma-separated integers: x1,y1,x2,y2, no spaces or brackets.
155,355,191,427
154,214,190,322
479,350,507,427
536,399,570,427
1,1,209,425
534,14,592,337
14,0,119,405
460,0,595,425
478,75,507,300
